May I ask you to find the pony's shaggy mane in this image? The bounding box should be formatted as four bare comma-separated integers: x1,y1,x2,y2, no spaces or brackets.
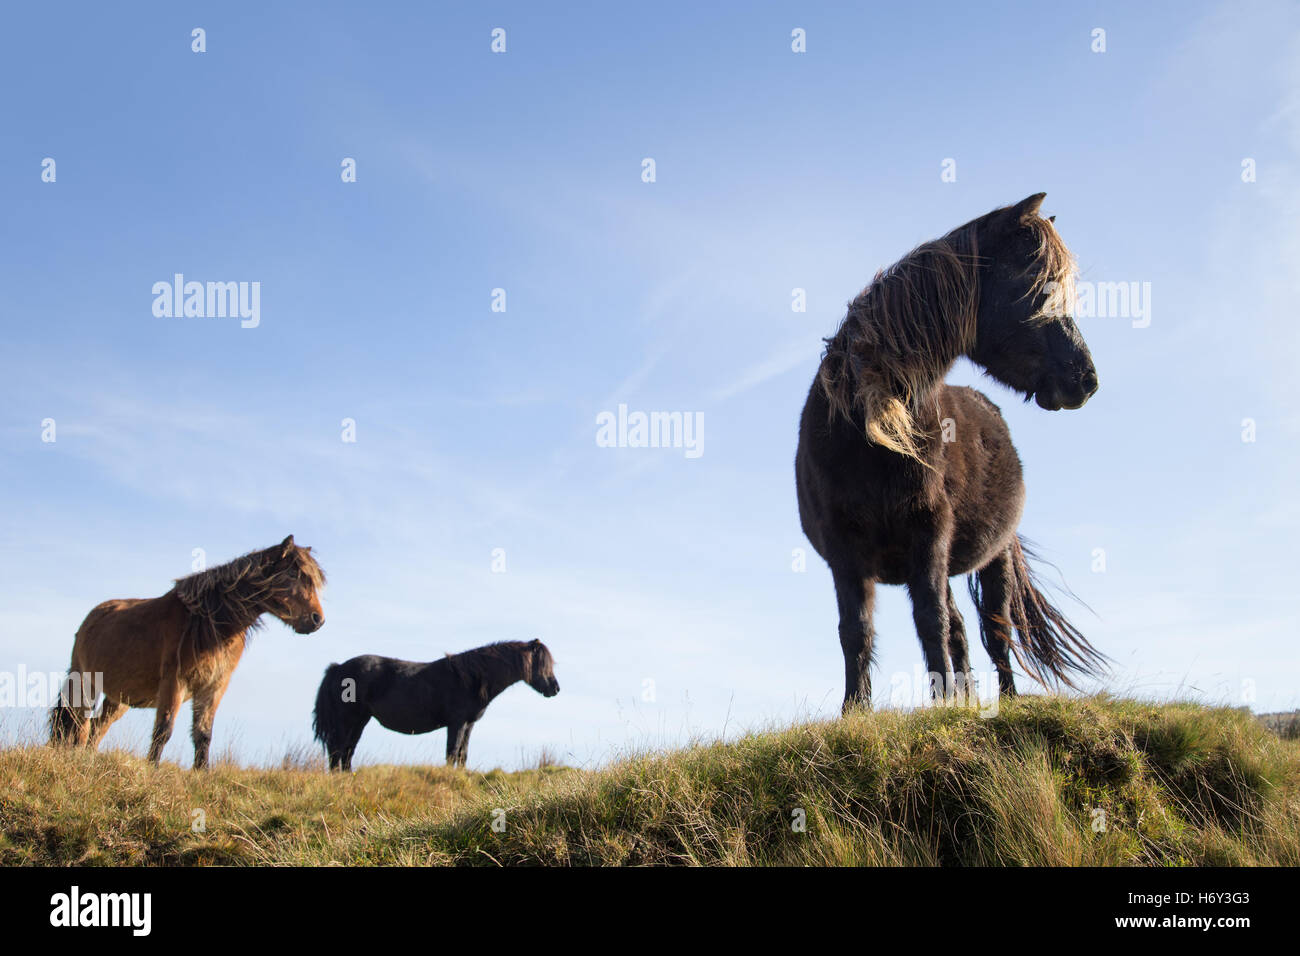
443,640,550,693
818,210,1076,461
1023,214,1078,324
171,542,325,654
819,227,980,461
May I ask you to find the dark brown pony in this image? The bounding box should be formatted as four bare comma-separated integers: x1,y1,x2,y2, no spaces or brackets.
313,640,560,770
50,535,326,768
796,193,1107,710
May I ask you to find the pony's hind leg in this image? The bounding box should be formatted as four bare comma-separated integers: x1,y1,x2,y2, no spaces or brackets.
946,584,975,702
832,569,876,713
86,697,127,750
50,673,92,747
334,713,369,772
973,550,1017,696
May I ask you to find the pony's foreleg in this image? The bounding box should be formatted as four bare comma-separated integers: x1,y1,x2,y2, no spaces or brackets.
945,584,975,703
190,677,231,770
147,673,182,763
455,723,474,767
446,722,469,767
973,550,1017,696
908,548,954,701
832,570,876,714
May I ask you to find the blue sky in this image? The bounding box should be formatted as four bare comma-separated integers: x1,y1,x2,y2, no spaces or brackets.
1,1,1297,769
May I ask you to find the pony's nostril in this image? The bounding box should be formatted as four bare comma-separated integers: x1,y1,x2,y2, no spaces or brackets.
1081,369,1099,394
311,613,324,628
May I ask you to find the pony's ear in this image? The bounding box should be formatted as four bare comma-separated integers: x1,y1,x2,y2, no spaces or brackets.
279,535,295,556
1047,215,1056,223
530,638,540,647
1012,192,1046,221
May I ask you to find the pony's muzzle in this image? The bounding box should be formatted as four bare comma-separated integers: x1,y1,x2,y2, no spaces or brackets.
296,613,325,634
1036,367,1098,411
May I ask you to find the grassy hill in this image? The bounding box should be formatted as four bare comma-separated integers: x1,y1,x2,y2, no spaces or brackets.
2,696,1297,866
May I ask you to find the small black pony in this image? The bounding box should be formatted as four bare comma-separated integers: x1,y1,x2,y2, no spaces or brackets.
313,640,559,770
796,193,1108,710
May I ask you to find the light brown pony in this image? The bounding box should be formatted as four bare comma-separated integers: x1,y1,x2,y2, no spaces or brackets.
50,535,325,768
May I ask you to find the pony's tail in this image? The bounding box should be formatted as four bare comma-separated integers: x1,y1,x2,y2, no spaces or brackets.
968,536,1108,689
49,675,84,746
312,663,344,757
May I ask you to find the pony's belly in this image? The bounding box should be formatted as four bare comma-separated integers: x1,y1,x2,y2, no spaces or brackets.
835,527,911,584
840,519,1014,583
72,597,173,706
947,490,1025,574
372,707,443,736
947,530,1016,577
91,659,168,707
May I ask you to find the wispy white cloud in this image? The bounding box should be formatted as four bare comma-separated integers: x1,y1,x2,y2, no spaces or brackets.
708,339,816,403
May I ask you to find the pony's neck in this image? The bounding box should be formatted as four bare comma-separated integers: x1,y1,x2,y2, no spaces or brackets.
473,645,531,701
496,646,532,697
205,598,265,646
820,232,978,460
173,568,280,651
228,602,271,637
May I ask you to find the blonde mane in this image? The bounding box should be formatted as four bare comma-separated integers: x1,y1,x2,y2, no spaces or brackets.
172,542,325,652
818,212,1075,461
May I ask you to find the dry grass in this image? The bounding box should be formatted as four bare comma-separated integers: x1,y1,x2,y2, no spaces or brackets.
0,745,569,865
2,696,1296,866
1259,711,1300,741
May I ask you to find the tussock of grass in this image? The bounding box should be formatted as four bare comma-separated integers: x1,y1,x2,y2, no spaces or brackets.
372,697,1300,866
2,697,1296,866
